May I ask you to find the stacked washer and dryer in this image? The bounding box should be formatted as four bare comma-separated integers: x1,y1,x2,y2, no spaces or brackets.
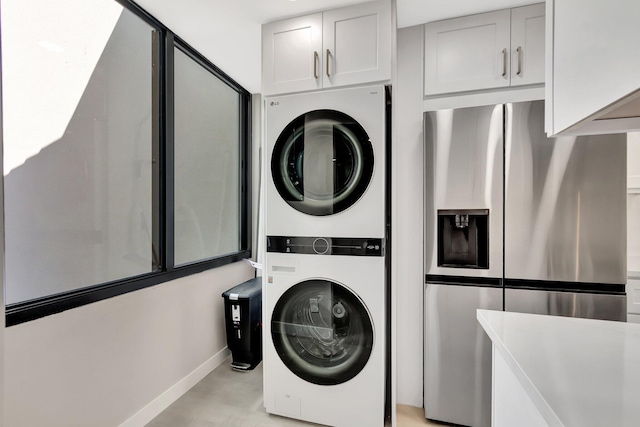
262,85,389,427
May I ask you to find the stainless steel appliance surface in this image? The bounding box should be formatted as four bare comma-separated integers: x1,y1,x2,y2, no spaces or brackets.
504,101,627,285
505,288,626,321
424,281,501,427
424,100,627,427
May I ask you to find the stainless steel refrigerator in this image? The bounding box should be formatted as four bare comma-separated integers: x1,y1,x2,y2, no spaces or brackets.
423,100,627,427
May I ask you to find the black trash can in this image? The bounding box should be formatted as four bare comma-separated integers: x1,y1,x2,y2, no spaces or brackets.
222,277,262,371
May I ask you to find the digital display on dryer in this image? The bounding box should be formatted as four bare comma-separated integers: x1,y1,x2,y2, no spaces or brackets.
267,236,384,256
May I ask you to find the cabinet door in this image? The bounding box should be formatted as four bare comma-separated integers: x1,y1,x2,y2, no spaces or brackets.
546,0,640,136
322,0,391,88
511,3,545,87
262,14,322,96
424,10,511,96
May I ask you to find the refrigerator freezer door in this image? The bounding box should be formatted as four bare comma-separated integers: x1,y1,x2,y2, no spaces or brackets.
505,288,626,321
504,101,627,285
424,283,502,427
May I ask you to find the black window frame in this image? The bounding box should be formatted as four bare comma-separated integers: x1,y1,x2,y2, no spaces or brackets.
4,0,252,326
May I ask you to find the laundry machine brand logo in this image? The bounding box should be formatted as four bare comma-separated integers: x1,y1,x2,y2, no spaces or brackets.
270,101,280,106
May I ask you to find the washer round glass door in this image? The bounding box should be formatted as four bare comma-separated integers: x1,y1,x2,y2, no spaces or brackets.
271,279,374,385
271,110,375,216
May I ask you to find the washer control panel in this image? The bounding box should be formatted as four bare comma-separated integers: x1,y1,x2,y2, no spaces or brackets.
267,236,384,256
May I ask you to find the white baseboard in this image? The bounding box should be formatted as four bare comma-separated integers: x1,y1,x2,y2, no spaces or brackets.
119,347,232,427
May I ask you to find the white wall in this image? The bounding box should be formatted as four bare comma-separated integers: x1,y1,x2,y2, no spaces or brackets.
393,25,425,407
1,8,6,422
0,34,5,427
4,261,254,426
0,181,4,427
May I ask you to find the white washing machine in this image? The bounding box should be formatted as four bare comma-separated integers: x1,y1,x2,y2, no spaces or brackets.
265,85,387,238
263,238,386,427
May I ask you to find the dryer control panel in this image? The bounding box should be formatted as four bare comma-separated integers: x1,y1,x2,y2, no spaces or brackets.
267,236,384,257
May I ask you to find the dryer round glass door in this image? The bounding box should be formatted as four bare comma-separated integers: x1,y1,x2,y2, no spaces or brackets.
271,279,374,385
271,110,375,216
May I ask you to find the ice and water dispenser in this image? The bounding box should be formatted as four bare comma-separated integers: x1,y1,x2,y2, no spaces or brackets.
437,209,489,269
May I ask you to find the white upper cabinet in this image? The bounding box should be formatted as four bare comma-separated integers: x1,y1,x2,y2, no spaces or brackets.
262,0,391,96
424,3,545,97
546,0,640,136
262,14,323,96
510,3,545,87
322,1,391,89
424,10,511,95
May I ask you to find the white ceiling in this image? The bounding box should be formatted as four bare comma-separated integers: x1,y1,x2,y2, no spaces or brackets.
135,0,542,93
396,0,542,27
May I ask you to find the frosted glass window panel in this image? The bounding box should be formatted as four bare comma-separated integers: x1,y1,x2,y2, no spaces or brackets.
174,48,241,266
2,0,157,304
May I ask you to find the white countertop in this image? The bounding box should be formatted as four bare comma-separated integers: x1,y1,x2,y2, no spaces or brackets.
477,309,640,427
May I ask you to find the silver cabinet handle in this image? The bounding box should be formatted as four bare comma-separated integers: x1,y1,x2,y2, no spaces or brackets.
313,51,319,79
326,49,331,77
502,48,507,77
516,46,522,76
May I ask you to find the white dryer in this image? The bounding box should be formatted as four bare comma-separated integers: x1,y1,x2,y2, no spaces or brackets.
265,85,387,238
263,237,386,427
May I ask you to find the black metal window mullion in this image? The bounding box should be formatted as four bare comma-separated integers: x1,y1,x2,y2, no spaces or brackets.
164,31,176,272
151,29,162,272
240,93,252,254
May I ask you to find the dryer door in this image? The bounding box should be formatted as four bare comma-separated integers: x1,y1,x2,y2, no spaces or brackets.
271,110,375,216
271,279,374,385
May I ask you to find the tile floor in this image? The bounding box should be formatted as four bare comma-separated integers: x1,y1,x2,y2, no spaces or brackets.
146,362,315,427
146,359,440,427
